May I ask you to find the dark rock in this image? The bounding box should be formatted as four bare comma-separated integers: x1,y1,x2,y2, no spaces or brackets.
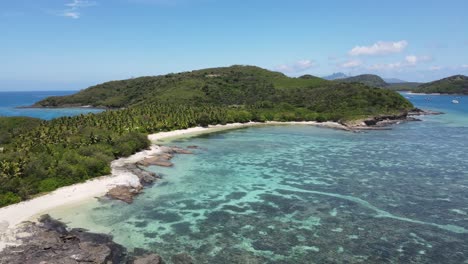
132,253,164,264
171,252,194,264
408,108,444,116
169,147,193,155
106,185,142,204
0,215,127,264
124,164,160,186
186,145,199,149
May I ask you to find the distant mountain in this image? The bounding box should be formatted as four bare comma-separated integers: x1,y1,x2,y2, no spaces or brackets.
414,75,468,94
323,72,348,80
338,74,388,88
384,78,408,84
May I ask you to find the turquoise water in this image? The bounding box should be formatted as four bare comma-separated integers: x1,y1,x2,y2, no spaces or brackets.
50,95,468,263
0,91,102,120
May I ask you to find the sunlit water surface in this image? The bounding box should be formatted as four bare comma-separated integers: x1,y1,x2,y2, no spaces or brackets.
50,94,468,263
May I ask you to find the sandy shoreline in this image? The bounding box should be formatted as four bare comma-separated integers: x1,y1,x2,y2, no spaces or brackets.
0,121,345,250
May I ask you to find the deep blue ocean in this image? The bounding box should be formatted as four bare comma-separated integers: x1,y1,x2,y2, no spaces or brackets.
0,91,102,120
45,92,468,263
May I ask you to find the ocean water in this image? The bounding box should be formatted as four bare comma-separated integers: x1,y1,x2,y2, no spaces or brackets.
49,94,468,263
0,91,102,120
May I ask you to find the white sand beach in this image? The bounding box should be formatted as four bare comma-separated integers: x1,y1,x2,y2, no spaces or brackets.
0,121,345,250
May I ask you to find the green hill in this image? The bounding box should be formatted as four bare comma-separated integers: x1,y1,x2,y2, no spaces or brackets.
0,65,413,207
337,74,389,88
387,82,422,91
414,75,468,94
34,66,328,108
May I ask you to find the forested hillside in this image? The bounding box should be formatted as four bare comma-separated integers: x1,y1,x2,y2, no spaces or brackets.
0,66,413,207
414,75,468,94
337,74,388,88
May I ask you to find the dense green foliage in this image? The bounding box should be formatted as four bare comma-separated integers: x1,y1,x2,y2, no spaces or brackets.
0,66,413,207
414,75,468,94
386,82,422,91
34,66,329,108
337,74,389,88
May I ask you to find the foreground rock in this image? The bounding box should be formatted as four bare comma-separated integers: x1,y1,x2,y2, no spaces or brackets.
0,215,127,264
0,215,170,264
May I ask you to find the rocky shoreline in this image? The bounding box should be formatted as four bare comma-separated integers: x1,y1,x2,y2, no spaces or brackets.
0,215,183,264
0,114,443,263
0,145,199,264
106,146,194,204
342,108,443,131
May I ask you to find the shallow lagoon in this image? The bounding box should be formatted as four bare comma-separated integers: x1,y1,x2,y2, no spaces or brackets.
50,95,468,263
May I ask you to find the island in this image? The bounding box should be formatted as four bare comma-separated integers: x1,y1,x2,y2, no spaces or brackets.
0,65,417,207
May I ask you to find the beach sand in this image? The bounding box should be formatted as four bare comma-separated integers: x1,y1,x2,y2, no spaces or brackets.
0,121,345,250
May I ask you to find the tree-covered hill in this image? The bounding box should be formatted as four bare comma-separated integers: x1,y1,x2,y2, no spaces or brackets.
386,82,422,91
337,74,389,88
0,65,413,207
34,66,329,108
414,75,468,94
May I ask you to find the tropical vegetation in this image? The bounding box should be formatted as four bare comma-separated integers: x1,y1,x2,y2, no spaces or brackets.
0,66,413,207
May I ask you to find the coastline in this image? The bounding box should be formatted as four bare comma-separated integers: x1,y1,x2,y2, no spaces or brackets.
0,121,346,251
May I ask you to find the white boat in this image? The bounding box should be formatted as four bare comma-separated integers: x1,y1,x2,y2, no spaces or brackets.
452,100,459,104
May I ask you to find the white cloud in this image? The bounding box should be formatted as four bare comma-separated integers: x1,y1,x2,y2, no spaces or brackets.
368,62,404,71
275,60,316,73
461,64,468,68
368,55,432,71
339,60,362,68
62,11,80,19
405,55,432,65
66,0,97,8
59,0,97,19
349,40,408,56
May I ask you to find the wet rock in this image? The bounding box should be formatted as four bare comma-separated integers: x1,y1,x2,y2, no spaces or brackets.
186,145,199,149
124,164,160,186
408,108,444,116
132,253,164,264
106,185,142,204
138,156,174,167
171,147,193,154
171,252,194,264
0,215,127,264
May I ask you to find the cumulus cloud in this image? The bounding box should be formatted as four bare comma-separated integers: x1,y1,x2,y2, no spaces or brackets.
405,55,432,65
461,64,468,68
59,0,97,19
349,40,408,56
339,60,362,68
275,60,316,73
368,54,432,71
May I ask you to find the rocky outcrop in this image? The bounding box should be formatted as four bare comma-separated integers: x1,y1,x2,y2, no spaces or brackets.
132,253,165,264
343,109,443,131
124,164,160,186
138,147,193,167
0,215,128,264
0,215,172,264
107,185,143,204
107,146,194,203
408,108,444,116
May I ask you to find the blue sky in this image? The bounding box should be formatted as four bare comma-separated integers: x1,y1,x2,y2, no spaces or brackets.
1,0,468,91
